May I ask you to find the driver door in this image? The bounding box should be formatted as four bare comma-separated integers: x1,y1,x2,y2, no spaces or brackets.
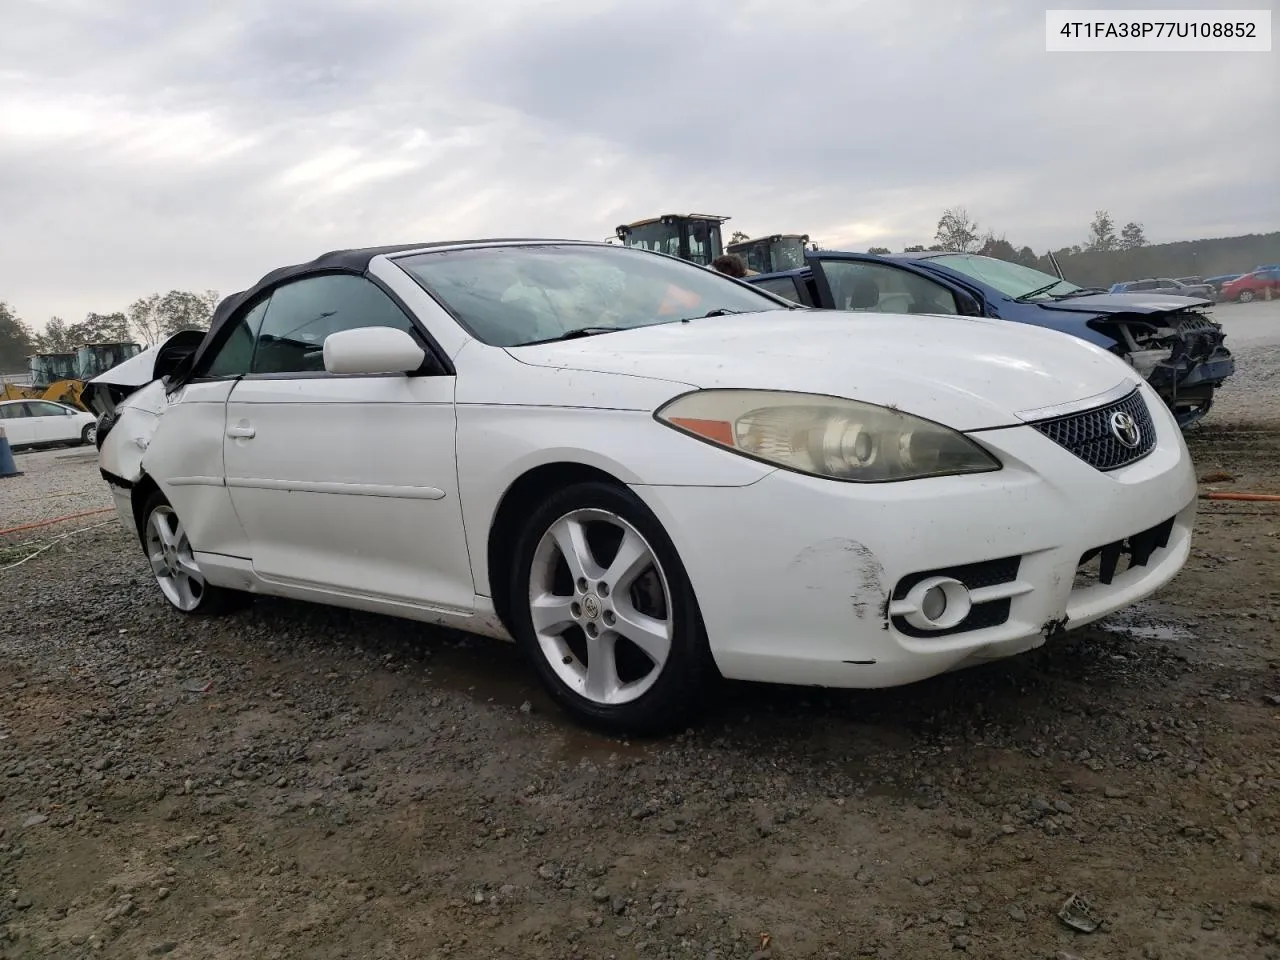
806,254,980,316
220,273,474,613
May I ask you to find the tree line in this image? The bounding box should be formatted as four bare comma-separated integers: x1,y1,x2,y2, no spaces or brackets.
0,290,219,374
864,207,1279,288
865,207,1150,264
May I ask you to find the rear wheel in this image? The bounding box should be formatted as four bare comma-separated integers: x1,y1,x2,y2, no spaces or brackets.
508,481,713,735
141,491,249,616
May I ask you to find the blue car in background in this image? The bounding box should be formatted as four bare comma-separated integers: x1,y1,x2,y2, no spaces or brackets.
746,250,1234,428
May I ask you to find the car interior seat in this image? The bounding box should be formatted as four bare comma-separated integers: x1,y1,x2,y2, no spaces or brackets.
846,276,881,310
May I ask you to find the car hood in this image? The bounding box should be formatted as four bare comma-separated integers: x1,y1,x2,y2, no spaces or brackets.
88,343,163,386
1036,292,1213,316
507,311,1139,431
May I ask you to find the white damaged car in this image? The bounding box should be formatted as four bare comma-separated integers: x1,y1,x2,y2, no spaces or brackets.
96,240,1197,733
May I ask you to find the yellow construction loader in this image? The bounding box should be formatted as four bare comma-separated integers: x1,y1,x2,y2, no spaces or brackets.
1,342,143,411
612,214,811,274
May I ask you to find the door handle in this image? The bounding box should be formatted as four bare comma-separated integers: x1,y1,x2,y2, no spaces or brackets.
226,423,256,439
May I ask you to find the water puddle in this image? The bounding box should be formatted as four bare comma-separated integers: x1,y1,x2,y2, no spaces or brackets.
1097,603,1195,643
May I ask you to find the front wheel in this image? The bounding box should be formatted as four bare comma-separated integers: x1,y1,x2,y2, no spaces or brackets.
1237,289,1255,303
140,491,249,616
81,422,97,446
508,481,714,735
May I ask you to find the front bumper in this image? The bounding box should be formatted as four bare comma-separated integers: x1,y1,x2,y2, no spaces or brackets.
1178,355,1235,390
631,383,1196,689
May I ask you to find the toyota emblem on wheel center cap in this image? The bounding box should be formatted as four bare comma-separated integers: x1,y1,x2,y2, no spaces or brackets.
582,595,600,619
1109,410,1141,448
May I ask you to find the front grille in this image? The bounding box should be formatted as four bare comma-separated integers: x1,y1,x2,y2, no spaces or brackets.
1075,514,1175,587
1030,388,1156,471
891,556,1019,638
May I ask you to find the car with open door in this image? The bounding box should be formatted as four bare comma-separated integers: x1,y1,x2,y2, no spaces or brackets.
97,239,1196,735
748,250,1234,428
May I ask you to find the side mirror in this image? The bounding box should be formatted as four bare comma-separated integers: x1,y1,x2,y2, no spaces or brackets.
323,326,426,376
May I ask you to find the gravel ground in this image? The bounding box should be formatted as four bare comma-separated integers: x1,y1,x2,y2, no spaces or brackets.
1204,300,1280,428
0,323,1278,960
1,446,113,530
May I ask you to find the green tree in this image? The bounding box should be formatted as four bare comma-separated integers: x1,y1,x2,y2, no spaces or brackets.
729,230,750,244
0,302,37,373
978,232,1019,262
934,207,981,253
128,289,219,344
34,312,134,353
1119,221,1148,250
867,246,891,255
35,317,72,352
903,244,927,252
75,312,131,343
1086,210,1118,252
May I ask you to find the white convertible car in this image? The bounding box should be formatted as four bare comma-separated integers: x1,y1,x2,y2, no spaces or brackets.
97,239,1197,733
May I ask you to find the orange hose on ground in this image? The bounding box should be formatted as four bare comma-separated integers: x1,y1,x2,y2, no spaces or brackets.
1200,492,1280,502
0,507,115,537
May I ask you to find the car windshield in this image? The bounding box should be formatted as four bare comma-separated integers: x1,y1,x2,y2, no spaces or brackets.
928,254,1084,300
395,243,787,347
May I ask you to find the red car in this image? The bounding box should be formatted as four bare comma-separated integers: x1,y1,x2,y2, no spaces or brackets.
1221,268,1280,303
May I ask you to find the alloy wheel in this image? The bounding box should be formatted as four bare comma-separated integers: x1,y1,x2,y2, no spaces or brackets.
527,508,674,706
145,505,206,611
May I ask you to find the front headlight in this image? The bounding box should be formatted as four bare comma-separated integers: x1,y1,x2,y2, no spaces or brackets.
655,389,1001,482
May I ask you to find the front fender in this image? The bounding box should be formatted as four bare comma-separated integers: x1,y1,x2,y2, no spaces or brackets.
97,380,168,485
454,404,776,596
998,306,1120,350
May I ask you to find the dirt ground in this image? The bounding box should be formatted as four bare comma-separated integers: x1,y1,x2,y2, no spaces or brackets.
1,309,1278,960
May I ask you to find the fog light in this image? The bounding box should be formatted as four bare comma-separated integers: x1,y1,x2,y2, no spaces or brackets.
900,576,972,631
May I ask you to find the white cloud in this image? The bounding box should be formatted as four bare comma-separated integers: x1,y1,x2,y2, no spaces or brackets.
0,0,1276,329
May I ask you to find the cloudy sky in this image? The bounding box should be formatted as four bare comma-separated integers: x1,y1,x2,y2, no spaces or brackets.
2,0,1277,329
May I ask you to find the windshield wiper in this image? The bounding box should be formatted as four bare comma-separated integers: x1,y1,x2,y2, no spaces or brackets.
528,326,620,344
685,308,745,319
1051,287,1109,298
1015,280,1064,302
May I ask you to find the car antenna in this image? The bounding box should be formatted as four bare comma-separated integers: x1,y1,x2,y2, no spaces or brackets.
1047,250,1065,279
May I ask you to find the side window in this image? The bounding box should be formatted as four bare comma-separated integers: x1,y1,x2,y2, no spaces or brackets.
0,403,26,419
201,299,270,379
817,260,958,315
251,274,417,375
26,401,66,417
754,276,805,304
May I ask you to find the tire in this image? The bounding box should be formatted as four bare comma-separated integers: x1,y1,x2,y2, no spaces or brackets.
1237,290,1254,303
507,480,714,736
140,490,249,616
81,422,97,446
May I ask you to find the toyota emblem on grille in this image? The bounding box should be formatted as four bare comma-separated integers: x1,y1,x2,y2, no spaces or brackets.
1109,410,1141,448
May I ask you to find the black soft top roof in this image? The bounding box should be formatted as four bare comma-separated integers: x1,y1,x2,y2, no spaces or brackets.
180,238,553,386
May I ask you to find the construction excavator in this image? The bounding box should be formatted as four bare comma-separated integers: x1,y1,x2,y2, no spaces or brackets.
726,233,811,274
613,215,811,274
613,214,730,266
1,341,144,411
